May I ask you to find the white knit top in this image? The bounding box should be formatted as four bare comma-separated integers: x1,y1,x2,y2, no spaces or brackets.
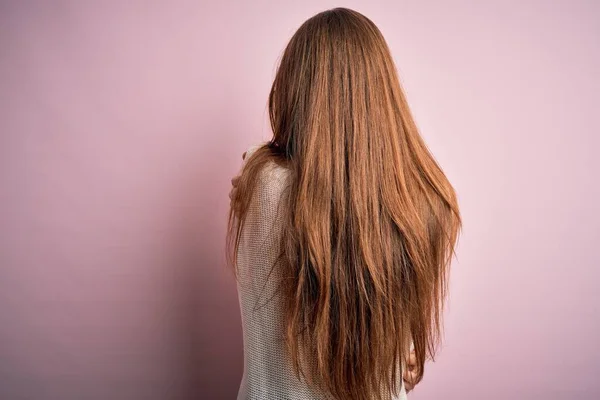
235,144,408,400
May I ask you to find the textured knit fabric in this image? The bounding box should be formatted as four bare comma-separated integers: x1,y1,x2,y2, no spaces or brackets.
235,144,408,400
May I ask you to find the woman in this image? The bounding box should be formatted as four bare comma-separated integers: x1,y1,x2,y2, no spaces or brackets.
227,7,461,400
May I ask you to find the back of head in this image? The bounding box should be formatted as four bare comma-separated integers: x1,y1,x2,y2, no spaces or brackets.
229,7,461,400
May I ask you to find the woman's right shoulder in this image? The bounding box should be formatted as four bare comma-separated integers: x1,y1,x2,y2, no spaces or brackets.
258,160,291,197
244,143,291,180
243,143,291,196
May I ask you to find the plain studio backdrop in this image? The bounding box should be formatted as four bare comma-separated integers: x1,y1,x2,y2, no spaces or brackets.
0,1,598,399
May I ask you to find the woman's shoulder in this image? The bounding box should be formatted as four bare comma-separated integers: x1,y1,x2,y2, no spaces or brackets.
256,161,291,203
262,159,291,184
239,143,291,210
244,143,291,186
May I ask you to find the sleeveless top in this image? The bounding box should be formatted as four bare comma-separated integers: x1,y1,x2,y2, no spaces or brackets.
235,144,408,400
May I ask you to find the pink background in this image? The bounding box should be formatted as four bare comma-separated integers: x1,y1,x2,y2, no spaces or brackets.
1,1,598,399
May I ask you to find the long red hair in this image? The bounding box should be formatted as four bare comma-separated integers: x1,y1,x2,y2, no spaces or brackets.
228,7,461,400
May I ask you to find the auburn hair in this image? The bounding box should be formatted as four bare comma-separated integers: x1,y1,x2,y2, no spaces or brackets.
227,7,461,400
